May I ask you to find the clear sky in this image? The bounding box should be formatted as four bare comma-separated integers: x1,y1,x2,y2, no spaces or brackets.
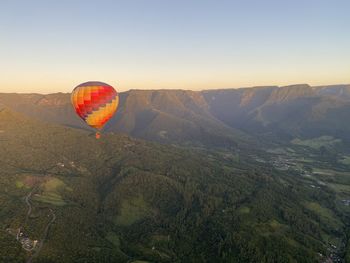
0,0,349,93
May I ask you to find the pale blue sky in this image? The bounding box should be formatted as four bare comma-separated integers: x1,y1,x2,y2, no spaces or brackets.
0,0,349,93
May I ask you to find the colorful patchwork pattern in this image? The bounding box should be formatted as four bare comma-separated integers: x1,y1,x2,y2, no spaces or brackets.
71,81,119,130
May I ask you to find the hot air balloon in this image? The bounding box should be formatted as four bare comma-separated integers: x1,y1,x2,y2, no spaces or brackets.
71,81,119,139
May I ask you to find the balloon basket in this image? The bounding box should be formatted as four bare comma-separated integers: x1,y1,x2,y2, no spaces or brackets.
96,132,101,139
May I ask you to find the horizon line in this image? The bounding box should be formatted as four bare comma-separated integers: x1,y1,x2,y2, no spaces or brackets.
1,83,350,95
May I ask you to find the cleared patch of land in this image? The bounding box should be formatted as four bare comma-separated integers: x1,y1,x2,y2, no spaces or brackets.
114,196,152,226
33,192,66,206
106,232,121,247
339,156,350,165
304,202,343,230
291,136,341,149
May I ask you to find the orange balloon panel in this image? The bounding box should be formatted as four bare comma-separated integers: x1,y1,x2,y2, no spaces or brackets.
71,81,119,130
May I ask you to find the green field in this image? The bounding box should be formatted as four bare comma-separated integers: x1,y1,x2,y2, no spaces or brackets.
291,136,341,149
43,177,66,191
106,232,121,247
15,180,25,189
33,192,66,206
114,196,152,226
339,155,350,165
238,206,250,214
304,202,343,230
329,183,350,194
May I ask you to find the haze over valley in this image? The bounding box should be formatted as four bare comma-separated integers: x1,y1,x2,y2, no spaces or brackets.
1,84,350,262
1,0,350,262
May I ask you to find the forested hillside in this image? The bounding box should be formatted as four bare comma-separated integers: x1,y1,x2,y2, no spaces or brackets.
1,84,350,147
1,108,350,262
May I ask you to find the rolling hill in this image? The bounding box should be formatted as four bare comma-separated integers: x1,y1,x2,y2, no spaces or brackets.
1,108,349,262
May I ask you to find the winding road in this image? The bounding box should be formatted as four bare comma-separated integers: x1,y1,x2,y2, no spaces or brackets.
24,188,36,227
26,209,56,263
22,188,56,263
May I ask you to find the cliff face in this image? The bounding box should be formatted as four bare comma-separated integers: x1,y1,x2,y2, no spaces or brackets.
1,84,350,143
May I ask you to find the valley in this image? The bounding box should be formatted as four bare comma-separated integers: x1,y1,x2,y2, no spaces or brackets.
261,143,350,262
1,0,348,261
1,85,350,262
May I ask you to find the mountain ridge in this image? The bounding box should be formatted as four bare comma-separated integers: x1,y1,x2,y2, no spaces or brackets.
1,90,350,262
2,83,350,146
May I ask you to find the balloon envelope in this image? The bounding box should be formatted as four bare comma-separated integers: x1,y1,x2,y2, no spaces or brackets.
71,81,119,130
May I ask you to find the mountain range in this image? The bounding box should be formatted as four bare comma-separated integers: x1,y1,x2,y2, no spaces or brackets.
1,84,350,146
1,84,350,262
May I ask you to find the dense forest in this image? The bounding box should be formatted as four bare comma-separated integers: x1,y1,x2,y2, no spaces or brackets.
0,109,349,262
